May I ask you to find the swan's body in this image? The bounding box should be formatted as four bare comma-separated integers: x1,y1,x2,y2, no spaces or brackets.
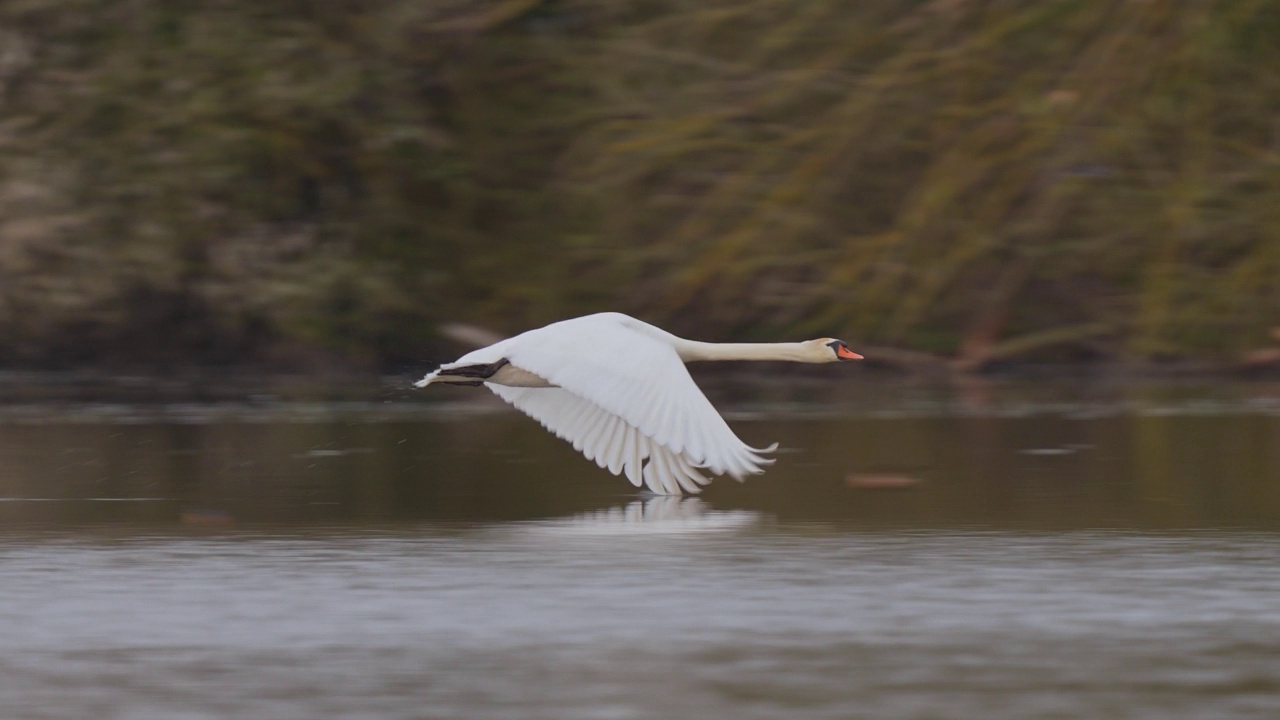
416,312,861,495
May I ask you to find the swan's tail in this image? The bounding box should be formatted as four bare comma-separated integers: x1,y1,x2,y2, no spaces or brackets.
413,370,440,388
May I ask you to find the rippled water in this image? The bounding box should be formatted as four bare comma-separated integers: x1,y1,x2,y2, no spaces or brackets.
2,377,1280,719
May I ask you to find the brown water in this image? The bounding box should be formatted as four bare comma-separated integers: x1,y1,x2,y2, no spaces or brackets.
2,377,1280,719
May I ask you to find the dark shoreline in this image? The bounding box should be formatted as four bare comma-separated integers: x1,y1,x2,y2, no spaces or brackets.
1,357,1277,407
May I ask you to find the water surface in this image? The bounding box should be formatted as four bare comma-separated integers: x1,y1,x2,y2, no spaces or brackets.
2,377,1279,719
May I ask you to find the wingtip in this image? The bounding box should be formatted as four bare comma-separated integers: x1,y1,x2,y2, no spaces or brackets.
413,371,439,388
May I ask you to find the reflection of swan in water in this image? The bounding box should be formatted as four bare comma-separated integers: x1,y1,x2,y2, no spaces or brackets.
518,496,763,536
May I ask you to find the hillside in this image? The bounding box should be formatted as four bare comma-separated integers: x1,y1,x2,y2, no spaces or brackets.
2,0,1277,371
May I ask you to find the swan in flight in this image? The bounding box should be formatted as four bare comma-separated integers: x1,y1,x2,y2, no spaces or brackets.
415,312,862,495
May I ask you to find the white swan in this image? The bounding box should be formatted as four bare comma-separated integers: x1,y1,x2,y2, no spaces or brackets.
415,312,862,495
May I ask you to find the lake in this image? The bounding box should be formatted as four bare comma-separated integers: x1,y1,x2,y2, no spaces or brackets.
2,374,1280,719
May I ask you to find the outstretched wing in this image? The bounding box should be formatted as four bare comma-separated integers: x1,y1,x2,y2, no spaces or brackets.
486,314,775,494
488,385,714,495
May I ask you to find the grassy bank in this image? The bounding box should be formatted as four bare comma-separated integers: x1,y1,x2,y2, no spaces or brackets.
1,0,1278,372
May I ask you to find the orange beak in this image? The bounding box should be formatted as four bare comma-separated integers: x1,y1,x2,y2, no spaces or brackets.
837,345,863,360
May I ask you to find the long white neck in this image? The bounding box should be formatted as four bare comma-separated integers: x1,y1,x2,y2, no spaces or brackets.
672,339,816,363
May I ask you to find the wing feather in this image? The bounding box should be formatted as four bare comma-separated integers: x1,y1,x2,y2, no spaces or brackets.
621,423,642,487
645,448,668,494
489,385,700,494
578,408,608,460
487,382,745,495
498,315,772,481
602,415,627,474
655,449,680,495
593,414,622,470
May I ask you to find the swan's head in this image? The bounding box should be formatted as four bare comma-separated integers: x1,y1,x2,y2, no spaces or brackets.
808,338,863,363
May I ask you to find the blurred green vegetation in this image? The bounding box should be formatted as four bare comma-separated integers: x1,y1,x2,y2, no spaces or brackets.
1,0,1278,371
